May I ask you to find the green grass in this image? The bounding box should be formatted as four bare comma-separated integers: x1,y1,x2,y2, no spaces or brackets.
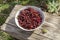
0,31,14,40
0,3,12,25
0,15,7,25
0,4,10,10
0,3,15,40
46,0,60,13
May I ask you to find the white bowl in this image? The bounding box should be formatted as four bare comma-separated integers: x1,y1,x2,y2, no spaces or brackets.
15,6,45,31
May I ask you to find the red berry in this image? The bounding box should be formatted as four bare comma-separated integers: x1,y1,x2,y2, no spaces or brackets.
18,7,42,30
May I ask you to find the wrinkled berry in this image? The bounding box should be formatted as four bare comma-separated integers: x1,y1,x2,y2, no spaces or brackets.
18,7,42,30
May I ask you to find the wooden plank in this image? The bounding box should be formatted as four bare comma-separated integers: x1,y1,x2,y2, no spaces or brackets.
34,27,60,40
33,13,60,40
1,23,34,40
1,23,32,40
34,21,60,40
1,23,51,40
1,23,50,40
28,33,51,40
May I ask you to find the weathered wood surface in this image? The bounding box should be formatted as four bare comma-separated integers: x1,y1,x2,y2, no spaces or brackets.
1,5,60,40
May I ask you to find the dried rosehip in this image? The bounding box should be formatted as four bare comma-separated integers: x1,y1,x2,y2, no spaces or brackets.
18,7,42,30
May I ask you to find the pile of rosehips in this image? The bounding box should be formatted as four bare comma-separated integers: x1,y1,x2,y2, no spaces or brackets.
18,7,42,29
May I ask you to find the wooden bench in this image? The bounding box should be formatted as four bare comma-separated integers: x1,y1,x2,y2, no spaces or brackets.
1,5,60,40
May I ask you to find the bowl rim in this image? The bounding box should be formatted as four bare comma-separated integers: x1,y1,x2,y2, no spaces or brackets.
15,6,45,31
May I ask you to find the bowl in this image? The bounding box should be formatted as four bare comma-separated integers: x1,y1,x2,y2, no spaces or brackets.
15,6,45,31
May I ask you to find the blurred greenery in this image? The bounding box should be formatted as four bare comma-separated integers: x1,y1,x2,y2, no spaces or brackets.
0,2,15,40
0,30,18,40
0,15,8,25
46,0,60,13
0,3,14,25
0,0,60,40
0,31,14,40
